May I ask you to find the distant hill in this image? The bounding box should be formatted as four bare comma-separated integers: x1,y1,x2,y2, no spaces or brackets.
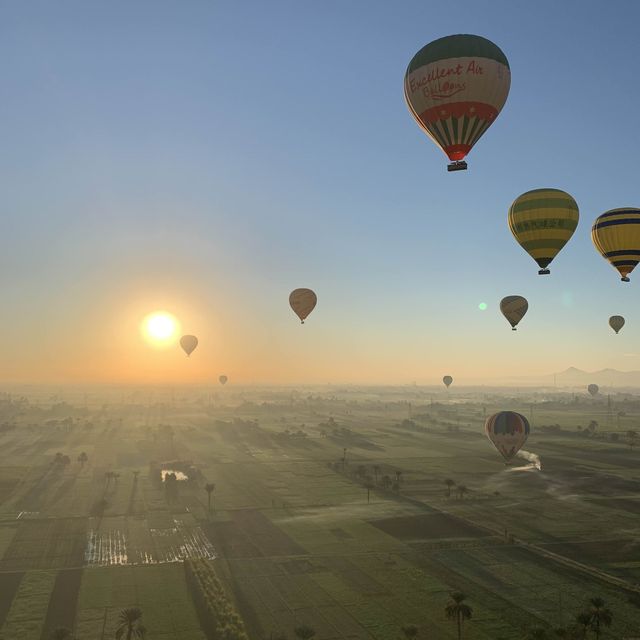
507,366,640,388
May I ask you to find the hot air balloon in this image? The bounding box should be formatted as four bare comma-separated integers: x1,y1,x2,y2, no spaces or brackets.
219,375,228,385
485,411,530,462
588,384,599,397
180,335,198,357
289,288,317,324
609,316,625,334
592,208,640,282
500,296,528,331
404,34,510,171
443,375,453,388
508,189,579,275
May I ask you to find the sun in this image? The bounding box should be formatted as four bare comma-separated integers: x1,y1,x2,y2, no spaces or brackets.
141,311,180,347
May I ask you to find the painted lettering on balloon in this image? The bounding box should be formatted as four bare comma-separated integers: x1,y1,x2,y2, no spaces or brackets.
409,59,484,100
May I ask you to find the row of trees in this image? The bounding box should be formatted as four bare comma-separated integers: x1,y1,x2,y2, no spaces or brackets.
49,607,146,639
399,594,613,640
525,597,612,639
267,593,472,640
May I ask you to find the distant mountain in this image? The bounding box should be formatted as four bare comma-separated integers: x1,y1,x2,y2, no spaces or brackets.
556,367,640,385
509,366,640,387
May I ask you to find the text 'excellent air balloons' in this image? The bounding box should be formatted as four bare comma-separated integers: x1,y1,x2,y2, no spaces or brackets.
609,315,625,334
443,375,453,388
508,189,579,275
500,296,528,331
289,288,317,324
588,383,599,397
180,335,198,357
485,411,530,462
592,208,640,282
404,34,510,171
219,375,228,386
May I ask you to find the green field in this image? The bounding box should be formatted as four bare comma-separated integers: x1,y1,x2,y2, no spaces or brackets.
0,386,638,639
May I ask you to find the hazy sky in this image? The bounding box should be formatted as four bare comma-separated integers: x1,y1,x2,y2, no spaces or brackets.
1,1,640,385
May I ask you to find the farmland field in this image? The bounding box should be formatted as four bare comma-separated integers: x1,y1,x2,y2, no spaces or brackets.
0,385,638,639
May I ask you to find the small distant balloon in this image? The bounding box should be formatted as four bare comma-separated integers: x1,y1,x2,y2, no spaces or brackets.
609,315,625,334
485,411,530,462
588,383,599,397
443,375,453,388
289,288,317,324
500,296,528,331
219,375,228,386
592,208,640,282
180,335,198,357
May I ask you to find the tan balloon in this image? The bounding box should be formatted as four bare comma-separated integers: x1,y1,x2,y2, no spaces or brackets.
289,288,317,324
500,296,528,331
609,316,625,334
219,375,228,385
180,335,198,357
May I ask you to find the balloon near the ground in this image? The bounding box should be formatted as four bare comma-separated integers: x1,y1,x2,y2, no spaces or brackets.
485,411,530,462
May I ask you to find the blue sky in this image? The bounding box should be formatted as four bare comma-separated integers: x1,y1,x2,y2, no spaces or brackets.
0,1,639,384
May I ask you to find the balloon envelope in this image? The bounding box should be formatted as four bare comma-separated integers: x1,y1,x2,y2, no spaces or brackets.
609,315,625,334
404,34,510,164
485,411,530,462
508,189,579,275
219,375,228,386
500,296,528,330
289,288,317,323
592,208,640,282
443,375,453,388
588,384,599,397
180,335,198,357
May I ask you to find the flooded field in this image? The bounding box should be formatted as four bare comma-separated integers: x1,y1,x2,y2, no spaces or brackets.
84,519,215,566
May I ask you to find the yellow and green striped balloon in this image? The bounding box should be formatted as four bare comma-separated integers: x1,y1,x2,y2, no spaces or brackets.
508,189,579,275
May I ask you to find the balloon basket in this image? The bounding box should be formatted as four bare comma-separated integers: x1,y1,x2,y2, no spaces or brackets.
622,276,630,282
538,269,550,275
447,161,468,172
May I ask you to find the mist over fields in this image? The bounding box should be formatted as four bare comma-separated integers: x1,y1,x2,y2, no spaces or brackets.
0,384,638,639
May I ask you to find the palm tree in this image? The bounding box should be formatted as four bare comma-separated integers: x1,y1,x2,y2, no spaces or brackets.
50,628,75,640
364,480,374,504
445,478,455,498
115,607,146,639
574,612,591,639
395,470,403,484
445,592,472,640
587,597,612,639
457,485,469,500
77,452,88,468
373,465,380,484
293,626,315,640
401,624,418,640
205,483,216,515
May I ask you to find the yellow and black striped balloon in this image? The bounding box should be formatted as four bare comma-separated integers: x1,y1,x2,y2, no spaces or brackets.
592,208,640,282
508,189,579,275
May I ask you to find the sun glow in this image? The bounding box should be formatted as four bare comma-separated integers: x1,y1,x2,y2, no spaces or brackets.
142,311,180,347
